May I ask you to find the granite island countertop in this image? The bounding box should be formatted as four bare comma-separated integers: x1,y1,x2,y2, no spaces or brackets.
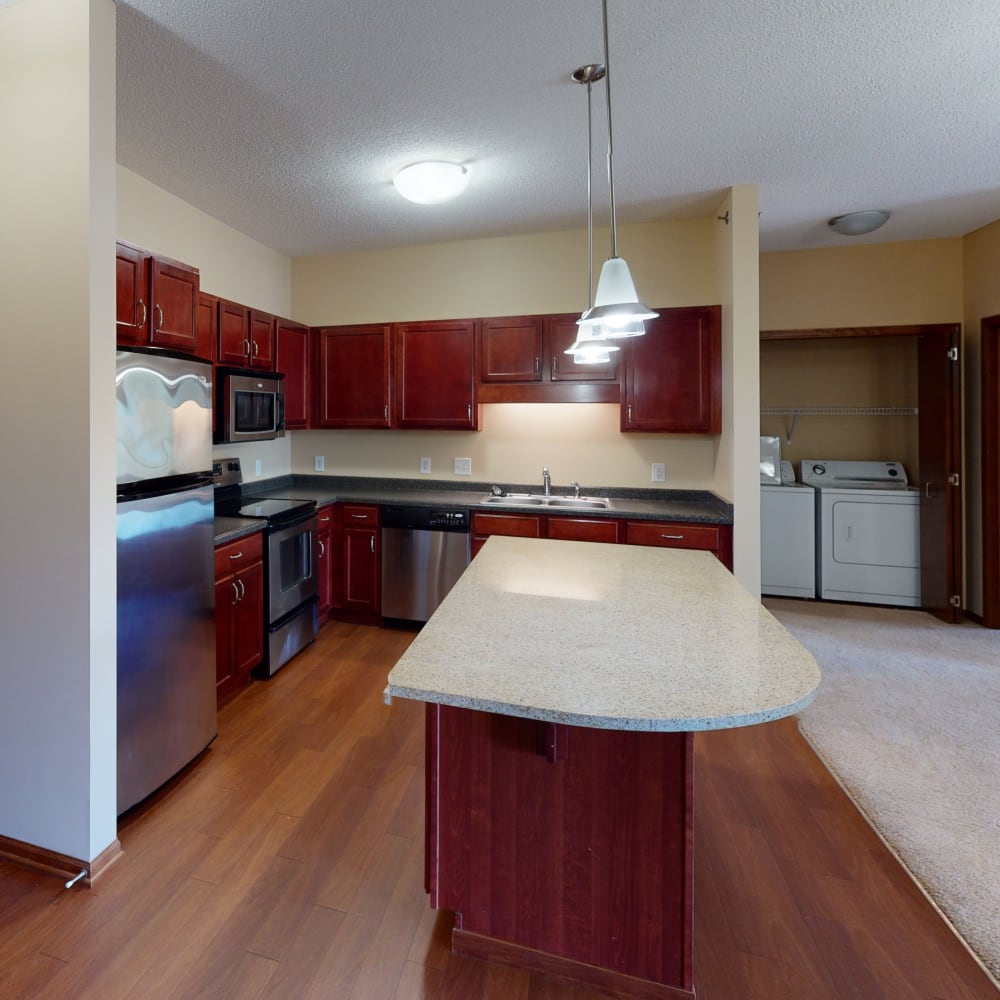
385,536,820,732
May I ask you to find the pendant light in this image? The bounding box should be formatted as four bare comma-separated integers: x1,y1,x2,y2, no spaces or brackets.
577,0,657,333
564,63,618,364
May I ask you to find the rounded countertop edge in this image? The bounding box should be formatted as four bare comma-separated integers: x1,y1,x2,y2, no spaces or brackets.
384,678,821,733
214,518,265,545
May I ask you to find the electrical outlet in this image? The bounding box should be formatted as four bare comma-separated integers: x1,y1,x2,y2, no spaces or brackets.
254,458,262,477
651,462,666,483
453,457,472,476
314,455,325,472
419,456,432,474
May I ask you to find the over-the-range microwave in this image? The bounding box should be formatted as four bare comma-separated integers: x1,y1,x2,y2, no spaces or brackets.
215,367,285,443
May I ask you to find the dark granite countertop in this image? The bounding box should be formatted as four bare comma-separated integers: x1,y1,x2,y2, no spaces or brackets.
214,516,265,546
238,475,733,525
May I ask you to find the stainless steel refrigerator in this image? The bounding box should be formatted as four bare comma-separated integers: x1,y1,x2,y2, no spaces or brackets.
116,348,217,815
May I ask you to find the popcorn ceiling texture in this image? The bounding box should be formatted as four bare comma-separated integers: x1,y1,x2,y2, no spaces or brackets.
116,1,1000,257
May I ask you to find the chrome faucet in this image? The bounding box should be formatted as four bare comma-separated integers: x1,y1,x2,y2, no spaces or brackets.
542,466,551,497
570,480,581,498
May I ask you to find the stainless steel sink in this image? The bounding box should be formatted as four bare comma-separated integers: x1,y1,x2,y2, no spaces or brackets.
480,494,611,510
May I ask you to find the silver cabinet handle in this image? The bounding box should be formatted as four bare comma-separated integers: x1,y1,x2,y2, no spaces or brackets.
384,403,389,422
661,534,684,540
229,551,243,560
318,539,325,557
369,535,375,554
230,581,239,605
535,357,541,375
627,404,633,424
551,357,558,377
137,298,147,329
243,338,251,358
155,303,164,332
925,482,933,498
467,403,472,421
252,340,259,357
351,513,369,520
320,516,331,523
237,578,245,600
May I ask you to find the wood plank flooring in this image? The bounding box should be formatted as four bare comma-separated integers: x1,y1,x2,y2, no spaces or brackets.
0,621,995,999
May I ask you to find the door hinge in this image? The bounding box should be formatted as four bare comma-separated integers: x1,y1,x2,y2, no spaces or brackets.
947,346,959,361
949,594,962,608
948,472,960,486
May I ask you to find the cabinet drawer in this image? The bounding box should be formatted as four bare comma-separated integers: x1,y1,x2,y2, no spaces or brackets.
624,521,721,551
546,516,621,543
214,531,263,576
342,504,380,525
471,513,543,538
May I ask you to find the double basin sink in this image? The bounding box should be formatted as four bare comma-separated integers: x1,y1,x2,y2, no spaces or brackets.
480,493,612,511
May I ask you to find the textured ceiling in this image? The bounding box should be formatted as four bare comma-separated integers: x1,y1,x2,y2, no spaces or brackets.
116,0,1000,258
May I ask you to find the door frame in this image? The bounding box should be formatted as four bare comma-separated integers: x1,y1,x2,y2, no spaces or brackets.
761,323,963,622
982,315,1000,628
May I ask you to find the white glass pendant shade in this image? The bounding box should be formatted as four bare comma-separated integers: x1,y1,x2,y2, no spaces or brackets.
393,161,469,204
564,324,619,363
600,319,644,339
578,257,657,327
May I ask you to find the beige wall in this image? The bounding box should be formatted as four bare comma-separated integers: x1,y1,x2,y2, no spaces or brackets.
291,218,731,497
0,0,117,862
760,238,963,331
961,219,1000,616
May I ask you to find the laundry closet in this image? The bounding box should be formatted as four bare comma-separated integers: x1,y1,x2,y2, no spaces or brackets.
758,327,962,621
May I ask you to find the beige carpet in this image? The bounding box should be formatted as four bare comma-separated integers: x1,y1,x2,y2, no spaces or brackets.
765,598,1000,987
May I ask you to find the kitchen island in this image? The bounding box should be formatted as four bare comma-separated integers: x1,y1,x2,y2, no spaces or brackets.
386,536,820,999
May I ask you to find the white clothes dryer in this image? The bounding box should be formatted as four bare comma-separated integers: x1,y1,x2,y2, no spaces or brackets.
800,460,920,607
761,460,815,598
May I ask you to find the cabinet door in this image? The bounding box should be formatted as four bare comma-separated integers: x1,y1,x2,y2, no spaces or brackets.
231,560,264,682
217,299,251,366
215,574,237,700
394,320,478,429
479,317,543,382
116,242,150,346
149,257,199,353
624,519,732,570
471,512,543,558
621,306,721,433
546,516,621,543
547,313,619,383
276,319,311,428
343,529,379,612
249,310,275,370
316,503,341,620
316,325,391,427
195,293,217,363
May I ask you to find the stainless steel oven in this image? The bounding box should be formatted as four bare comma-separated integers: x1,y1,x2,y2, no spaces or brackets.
215,368,285,443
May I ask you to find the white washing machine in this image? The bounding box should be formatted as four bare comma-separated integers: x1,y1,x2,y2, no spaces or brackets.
800,460,921,607
761,460,816,598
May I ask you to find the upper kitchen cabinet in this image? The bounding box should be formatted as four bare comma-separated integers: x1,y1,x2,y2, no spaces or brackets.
116,241,203,358
477,313,619,403
620,305,721,434
315,324,392,428
216,299,275,370
196,293,217,363
394,320,479,430
276,318,311,429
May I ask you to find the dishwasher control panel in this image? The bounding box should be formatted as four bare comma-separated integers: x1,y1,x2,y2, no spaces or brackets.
380,505,469,532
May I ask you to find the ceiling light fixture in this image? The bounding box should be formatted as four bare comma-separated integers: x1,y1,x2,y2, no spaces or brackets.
393,161,470,204
565,63,618,364
827,209,890,236
577,0,656,333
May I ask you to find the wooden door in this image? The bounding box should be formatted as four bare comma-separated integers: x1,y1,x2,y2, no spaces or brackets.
232,561,264,681
547,313,619,383
394,320,478,429
980,315,1000,628
116,242,150,345
276,319,311,428
343,527,379,611
479,317,543,382
149,257,199,353
195,292,217,363
249,310,275,370
917,327,963,622
217,299,251,366
315,325,391,427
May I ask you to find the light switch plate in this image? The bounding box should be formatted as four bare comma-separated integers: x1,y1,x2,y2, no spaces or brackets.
420,456,432,474
454,457,472,476
651,462,666,483
314,455,325,472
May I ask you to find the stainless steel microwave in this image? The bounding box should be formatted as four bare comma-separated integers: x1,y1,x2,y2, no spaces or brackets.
215,368,285,443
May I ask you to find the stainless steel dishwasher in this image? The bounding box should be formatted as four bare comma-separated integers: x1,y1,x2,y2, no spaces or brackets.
381,506,471,623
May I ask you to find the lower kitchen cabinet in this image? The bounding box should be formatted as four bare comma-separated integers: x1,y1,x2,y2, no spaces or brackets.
471,512,543,558
545,515,621,543
316,503,342,621
625,519,733,571
341,505,380,615
214,533,264,703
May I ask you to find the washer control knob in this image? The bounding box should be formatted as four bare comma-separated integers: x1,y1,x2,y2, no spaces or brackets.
811,463,826,476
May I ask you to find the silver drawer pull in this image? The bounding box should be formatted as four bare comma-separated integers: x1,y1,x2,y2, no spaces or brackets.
229,551,243,559
369,536,375,553
661,534,684,540
320,516,331,522
351,513,369,519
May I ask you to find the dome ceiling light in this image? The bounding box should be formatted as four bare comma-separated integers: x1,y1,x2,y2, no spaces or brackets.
827,209,890,236
393,161,470,204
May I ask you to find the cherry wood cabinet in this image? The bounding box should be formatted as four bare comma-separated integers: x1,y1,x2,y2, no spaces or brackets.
276,319,311,429
394,320,479,429
471,512,543,558
625,519,732,571
477,313,619,403
342,505,380,613
620,305,721,433
316,503,342,621
216,300,275,370
116,241,203,358
315,324,392,428
214,533,264,703
196,293,217,363
545,516,620,543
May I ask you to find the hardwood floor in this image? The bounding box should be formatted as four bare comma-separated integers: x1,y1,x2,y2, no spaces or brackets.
0,621,995,999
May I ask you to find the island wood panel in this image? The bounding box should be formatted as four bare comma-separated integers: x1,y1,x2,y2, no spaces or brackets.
427,704,694,999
